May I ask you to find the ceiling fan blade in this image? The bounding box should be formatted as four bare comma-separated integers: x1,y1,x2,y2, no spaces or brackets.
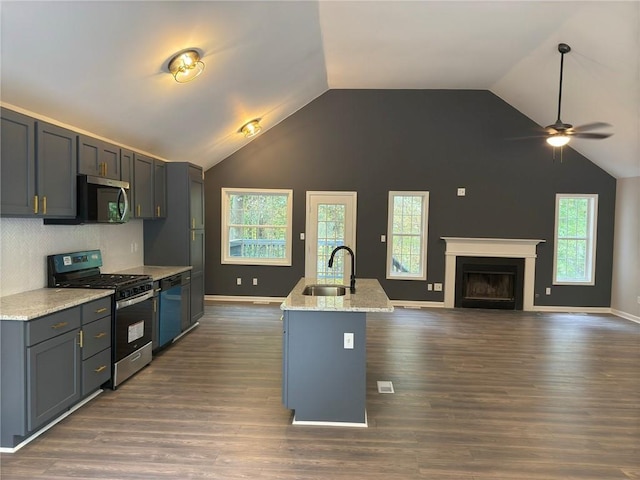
573,122,613,132
571,132,613,140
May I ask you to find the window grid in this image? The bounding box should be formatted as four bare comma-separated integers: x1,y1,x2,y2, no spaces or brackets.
222,188,293,266
387,192,429,280
554,194,597,285
316,204,345,282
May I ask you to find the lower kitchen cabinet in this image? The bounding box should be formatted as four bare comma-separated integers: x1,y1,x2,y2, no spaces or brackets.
1,296,113,449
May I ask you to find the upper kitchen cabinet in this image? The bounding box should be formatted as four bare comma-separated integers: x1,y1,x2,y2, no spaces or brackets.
133,153,153,218
189,165,204,230
77,135,120,180
120,148,133,185
1,108,76,218
1,108,36,216
133,153,166,219
154,159,166,219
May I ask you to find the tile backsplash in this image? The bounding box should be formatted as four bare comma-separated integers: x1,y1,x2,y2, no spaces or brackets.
0,217,144,296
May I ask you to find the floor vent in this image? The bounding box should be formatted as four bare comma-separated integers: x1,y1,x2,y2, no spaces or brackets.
377,381,394,394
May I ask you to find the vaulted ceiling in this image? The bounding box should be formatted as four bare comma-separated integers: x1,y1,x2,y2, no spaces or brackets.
1,1,638,178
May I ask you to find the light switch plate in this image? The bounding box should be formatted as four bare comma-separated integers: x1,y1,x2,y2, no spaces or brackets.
380,234,386,242
344,332,354,349
457,188,466,197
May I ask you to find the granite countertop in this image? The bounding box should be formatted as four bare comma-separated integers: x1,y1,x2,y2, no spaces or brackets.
281,278,394,312
115,265,192,282
0,288,114,321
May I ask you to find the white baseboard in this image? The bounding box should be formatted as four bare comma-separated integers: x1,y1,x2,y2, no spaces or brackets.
611,308,640,324
205,295,285,304
532,305,612,314
390,300,446,309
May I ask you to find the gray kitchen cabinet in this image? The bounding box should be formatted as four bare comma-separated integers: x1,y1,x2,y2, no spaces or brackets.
151,281,160,350
133,153,153,218
77,135,121,180
282,310,367,424
80,297,112,396
144,163,205,325
1,297,114,449
0,108,77,218
180,275,192,331
1,108,36,215
120,148,134,217
154,159,167,218
133,154,166,219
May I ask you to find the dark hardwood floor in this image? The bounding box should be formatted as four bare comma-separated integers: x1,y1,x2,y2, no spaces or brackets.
1,303,639,479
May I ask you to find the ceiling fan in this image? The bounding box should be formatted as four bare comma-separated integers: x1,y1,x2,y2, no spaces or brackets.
541,43,613,148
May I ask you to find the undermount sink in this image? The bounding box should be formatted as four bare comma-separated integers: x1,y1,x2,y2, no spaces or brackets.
302,284,347,296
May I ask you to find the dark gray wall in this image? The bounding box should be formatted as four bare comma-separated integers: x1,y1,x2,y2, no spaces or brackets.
204,90,616,307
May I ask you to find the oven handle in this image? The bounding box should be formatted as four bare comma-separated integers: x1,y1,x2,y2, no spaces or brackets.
116,290,154,310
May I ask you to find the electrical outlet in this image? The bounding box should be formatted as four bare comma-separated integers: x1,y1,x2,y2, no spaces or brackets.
434,283,443,291
252,278,258,286
344,332,354,349
381,234,386,242
427,283,433,291
457,188,466,197
300,232,305,240
545,287,551,295
236,278,242,286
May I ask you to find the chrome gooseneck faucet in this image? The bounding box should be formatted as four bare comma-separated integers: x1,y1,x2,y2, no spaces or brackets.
328,245,356,293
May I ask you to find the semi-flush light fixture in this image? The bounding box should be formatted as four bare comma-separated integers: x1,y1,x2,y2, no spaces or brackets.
239,119,262,138
168,49,205,83
546,134,570,147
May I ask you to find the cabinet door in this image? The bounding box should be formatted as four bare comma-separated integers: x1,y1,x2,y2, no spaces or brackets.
27,329,81,431
81,348,111,397
153,159,166,218
101,142,120,180
188,166,204,229
36,121,77,217
190,230,205,322
1,109,36,215
133,153,153,218
77,135,101,177
181,282,191,330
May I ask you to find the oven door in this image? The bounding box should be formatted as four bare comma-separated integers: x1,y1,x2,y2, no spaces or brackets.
115,291,153,361
112,291,153,388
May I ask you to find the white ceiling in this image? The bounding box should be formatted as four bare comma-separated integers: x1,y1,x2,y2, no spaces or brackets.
1,1,638,178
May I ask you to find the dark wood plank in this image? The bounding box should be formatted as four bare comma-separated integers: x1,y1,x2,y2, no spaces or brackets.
1,303,638,479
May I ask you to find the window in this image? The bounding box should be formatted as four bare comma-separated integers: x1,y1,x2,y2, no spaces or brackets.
386,191,429,280
221,188,293,266
553,194,598,285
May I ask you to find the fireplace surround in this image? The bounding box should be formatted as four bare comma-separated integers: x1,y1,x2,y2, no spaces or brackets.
442,237,545,311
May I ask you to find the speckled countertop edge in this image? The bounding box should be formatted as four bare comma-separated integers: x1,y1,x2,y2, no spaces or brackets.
115,265,192,282
281,278,394,312
0,289,114,321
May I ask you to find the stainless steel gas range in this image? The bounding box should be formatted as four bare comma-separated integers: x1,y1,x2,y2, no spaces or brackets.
47,250,154,388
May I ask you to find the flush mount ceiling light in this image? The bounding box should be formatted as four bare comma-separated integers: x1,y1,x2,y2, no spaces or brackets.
168,49,205,83
239,119,262,138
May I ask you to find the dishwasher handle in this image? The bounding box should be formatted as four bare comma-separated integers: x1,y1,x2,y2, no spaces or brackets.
160,275,182,290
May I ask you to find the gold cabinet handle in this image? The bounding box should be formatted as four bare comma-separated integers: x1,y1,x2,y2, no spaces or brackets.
136,204,141,217
42,196,47,215
78,330,84,348
34,195,39,214
156,205,160,217
192,218,196,229
94,332,107,339
104,163,107,176
94,365,107,373
51,321,68,330
153,298,157,313
192,231,195,241
95,307,107,314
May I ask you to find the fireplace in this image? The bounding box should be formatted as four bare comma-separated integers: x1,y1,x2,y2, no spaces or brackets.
441,237,545,311
455,256,524,310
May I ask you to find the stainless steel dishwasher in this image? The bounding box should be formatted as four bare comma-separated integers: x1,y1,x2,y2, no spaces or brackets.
158,274,182,348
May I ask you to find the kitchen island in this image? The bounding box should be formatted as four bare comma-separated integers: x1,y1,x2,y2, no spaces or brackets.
280,278,393,426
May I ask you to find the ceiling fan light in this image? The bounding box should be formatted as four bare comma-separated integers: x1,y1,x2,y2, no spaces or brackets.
547,135,570,147
168,49,205,83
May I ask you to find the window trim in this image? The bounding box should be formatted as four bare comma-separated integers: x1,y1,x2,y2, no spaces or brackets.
386,191,429,281
553,193,598,285
221,187,293,266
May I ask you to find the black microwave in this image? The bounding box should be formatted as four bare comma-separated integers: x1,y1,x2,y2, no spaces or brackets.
45,175,130,225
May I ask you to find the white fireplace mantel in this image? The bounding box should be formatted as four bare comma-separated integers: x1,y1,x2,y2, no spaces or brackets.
441,237,545,311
